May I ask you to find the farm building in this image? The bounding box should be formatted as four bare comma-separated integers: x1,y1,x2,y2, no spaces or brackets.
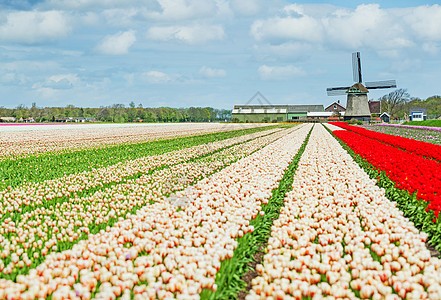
0,117,16,122
325,101,346,113
380,112,390,123
409,108,427,121
368,100,381,115
231,105,324,123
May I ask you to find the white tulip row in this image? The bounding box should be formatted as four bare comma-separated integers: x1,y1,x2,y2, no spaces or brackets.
0,124,312,299
247,124,441,299
0,127,282,219
0,126,296,277
0,123,271,160
322,123,343,131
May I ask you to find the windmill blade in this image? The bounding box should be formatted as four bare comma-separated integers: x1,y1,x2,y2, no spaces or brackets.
327,86,350,96
365,80,397,89
352,52,362,83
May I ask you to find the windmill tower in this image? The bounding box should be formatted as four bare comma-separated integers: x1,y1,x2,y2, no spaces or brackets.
327,52,397,121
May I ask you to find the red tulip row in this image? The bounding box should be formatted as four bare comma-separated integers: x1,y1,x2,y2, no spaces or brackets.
332,129,441,218
330,122,441,162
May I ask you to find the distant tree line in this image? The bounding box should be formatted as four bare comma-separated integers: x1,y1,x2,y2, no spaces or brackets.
0,102,232,123
378,89,441,119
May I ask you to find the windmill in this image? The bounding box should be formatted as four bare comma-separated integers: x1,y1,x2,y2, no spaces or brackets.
326,52,397,121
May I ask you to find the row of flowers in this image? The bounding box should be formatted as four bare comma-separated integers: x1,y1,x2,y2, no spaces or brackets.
0,123,270,160
0,127,281,223
1,125,279,194
200,125,313,299
378,123,441,132
0,127,291,281
248,124,441,299
362,124,441,145
0,125,312,299
331,122,441,161
330,128,441,220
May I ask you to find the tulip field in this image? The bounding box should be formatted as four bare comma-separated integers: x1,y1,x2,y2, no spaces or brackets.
362,124,441,145
1,122,441,299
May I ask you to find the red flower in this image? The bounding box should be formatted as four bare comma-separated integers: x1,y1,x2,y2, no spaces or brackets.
332,127,441,220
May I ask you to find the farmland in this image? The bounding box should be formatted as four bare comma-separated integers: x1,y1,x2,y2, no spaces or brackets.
361,124,441,145
0,122,441,299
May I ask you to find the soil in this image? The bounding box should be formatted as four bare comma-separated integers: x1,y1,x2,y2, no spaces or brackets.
237,245,266,300
426,240,441,258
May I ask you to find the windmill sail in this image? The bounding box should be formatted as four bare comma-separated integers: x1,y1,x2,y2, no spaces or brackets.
352,52,362,83
365,80,397,89
327,51,396,97
326,87,350,96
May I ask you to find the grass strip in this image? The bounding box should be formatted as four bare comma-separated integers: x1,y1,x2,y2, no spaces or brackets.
403,120,441,127
200,126,313,300
324,125,441,253
0,125,279,191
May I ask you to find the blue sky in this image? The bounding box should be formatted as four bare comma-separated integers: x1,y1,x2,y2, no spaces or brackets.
1,1,440,109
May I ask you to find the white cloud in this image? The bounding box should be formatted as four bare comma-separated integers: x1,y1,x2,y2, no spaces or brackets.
258,65,306,80
102,8,139,26
41,0,145,10
147,0,216,20
30,74,79,91
231,0,261,16
407,5,441,42
142,71,172,83
79,12,100,27
0,72,28,85
35,87,57,98
422,42,440,55
199,66,226,78
215,0,234,19
250,4,441,54
254,42,314,60
0,10,70,44
147,24,225,44
322,4,398,50
44,74,79,89
251,15,324,43
95,30,136,55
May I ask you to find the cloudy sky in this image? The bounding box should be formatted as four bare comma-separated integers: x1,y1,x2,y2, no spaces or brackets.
1,0,440,109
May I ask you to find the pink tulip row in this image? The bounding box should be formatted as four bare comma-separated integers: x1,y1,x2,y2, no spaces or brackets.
0,126,293,277
0,124,312,299
0,123,270,160
247,124,441,299
0,128,282,219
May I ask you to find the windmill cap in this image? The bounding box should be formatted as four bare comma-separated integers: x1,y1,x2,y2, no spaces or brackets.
347,83,368,93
